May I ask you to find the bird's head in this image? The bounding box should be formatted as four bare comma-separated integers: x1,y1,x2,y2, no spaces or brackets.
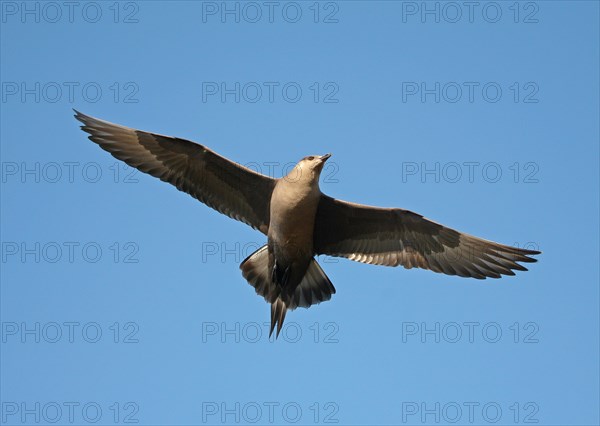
285,153,332,185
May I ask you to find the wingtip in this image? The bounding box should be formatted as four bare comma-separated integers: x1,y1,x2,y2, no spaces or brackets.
73,109,87,124
520,253,540,263
520,248,542,257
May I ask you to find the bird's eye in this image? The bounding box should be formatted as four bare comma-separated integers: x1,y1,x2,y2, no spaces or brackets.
307,156,314,161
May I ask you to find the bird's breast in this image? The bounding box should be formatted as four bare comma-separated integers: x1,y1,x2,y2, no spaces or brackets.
268,182,320,250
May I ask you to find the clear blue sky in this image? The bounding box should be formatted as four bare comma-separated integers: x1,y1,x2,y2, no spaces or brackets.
1,1,598,425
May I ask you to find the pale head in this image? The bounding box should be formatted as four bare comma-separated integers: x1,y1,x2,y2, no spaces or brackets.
284,153,332,185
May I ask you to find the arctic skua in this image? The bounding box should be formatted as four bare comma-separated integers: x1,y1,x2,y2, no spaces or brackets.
74,111,541,337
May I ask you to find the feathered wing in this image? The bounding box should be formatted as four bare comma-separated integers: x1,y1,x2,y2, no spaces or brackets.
75,110,275,234
313,195,540,279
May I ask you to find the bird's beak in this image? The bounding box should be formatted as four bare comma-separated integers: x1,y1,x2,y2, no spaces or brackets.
320,153,332,162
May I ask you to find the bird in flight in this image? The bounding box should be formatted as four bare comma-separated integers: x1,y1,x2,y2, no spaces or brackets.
75,111,540,338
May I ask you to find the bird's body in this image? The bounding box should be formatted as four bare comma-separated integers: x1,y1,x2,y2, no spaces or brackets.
75,111,541,338
262,156,332,334
269,162,321,260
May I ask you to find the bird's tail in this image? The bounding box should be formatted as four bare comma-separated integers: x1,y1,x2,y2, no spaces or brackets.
240,245,336,339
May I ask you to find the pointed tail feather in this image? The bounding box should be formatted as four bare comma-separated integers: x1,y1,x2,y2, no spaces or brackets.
270,299,287,338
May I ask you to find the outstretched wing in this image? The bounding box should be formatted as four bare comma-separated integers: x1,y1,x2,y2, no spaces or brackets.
75,110,275,234
313,195,540,279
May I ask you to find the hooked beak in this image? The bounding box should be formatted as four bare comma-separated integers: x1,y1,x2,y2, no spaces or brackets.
320,153,332,162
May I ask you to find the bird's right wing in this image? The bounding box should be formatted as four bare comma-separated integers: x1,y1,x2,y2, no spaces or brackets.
75,111,276,234
313,195,540,279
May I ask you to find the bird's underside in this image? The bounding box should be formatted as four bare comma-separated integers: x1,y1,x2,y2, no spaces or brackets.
75,110,541,338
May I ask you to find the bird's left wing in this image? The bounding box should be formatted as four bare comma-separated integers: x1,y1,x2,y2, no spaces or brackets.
313,195,540,279
75,111,275,234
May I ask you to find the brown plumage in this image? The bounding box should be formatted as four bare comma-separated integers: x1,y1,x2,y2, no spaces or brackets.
75,110,541,338
313,196,538,279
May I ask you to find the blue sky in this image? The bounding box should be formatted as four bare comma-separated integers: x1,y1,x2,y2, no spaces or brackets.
1,1,598,425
